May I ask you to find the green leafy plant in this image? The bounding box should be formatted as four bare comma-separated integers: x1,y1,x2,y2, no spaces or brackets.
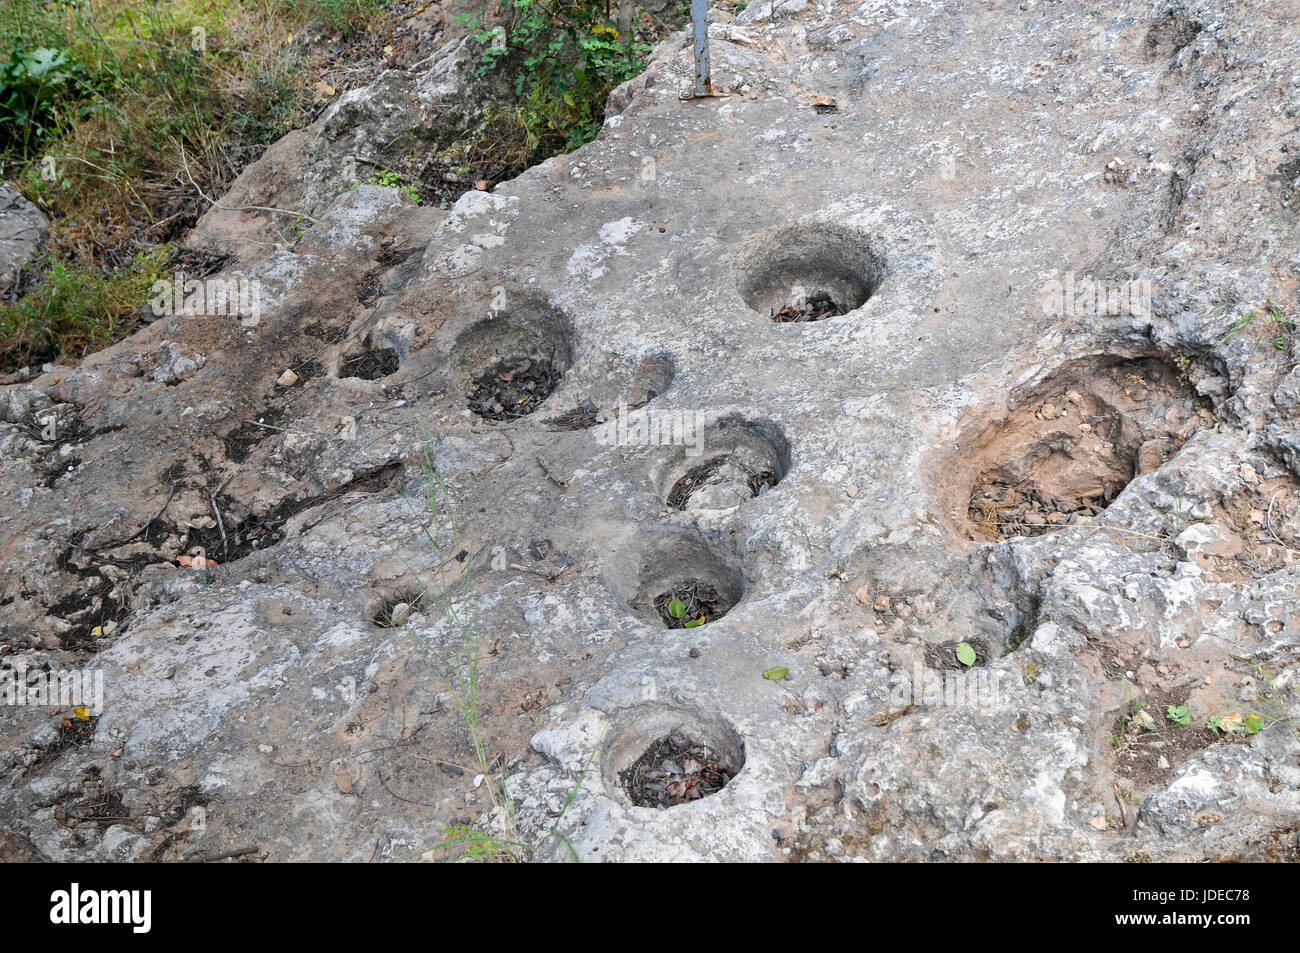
463,0,654,162
0,245,173,371
365,168,421,203
308,0,390,32
0,0,346,366
1217,301,1296,349
1165,704,1191,726
0,46,85,155
1240,660,1300,747
1112,679,1151,747
427,747,595,862
1215,303,1253,345
1266,303,1296,349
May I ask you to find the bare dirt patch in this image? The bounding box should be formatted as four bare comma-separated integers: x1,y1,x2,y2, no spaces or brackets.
221,407,286,464
925,637,992,670
1110,684,1219,789
1215,474,1300,576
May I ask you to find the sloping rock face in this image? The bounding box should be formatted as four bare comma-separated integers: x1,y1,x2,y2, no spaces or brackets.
187,35,500,261
0,184,49,294
2,0,1299,862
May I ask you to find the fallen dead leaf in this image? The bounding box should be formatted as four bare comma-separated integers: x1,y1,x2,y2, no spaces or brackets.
178,555,219,568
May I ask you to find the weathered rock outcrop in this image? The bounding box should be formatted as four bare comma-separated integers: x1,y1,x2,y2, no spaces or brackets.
0,184,49,294
1,0,1298,862
188,35,497,261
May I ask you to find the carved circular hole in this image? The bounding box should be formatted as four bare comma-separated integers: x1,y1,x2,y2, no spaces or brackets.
626,531,744,629
658,416,790,512
368,589,424,628
737,223,885,321
601,704,745,809
449,299,573,421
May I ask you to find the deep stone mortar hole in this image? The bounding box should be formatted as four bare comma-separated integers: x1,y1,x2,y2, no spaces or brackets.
601,705,745,809
627,532,743,629
958,355,1215,541
737,223,885,321
660,417,790,511
620,730,737,807
449,300,574,422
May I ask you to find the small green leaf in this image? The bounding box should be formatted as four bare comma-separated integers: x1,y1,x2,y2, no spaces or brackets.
762,666,789,681
1244,714,1265,735
1165,704,1190,726
683,616,705,628
666,598,686,619
956,642,976,667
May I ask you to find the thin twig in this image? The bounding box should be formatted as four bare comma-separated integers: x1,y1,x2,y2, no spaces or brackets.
377,768,440,807
179,143,318,222
186,846,259,863
209,489,228,558
97,483,176,550
508,562,578,584
1263,489,1300,554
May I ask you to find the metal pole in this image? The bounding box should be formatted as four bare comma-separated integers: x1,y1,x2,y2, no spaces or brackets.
692,0,712,97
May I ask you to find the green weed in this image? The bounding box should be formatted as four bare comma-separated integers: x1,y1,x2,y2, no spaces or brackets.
0,244,172,370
